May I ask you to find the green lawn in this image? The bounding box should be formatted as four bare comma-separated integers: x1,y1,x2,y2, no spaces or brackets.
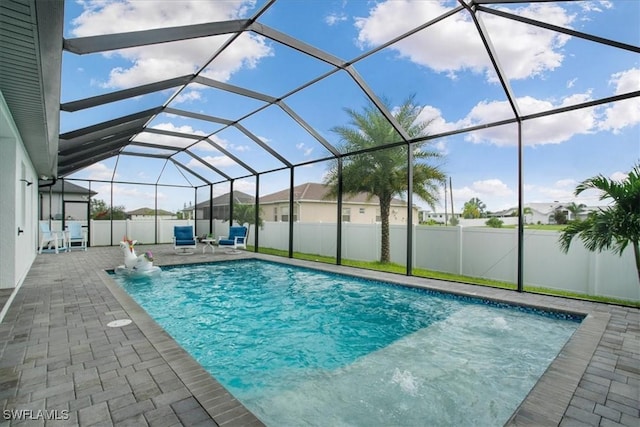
505,224,567,231
249,246,639,307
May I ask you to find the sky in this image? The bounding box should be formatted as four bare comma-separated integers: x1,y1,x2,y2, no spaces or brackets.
60,0,640,215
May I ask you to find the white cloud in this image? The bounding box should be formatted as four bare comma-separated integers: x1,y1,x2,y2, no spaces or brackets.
355,1,574,81
414,68,638,147
524,179,605,206
232,179,257,194
610,171,629,182
109,184,157,207
415,105,457,135
325,13,347,26
464,93,597,146
188,155,236,169
439,178,515,212
295,142,314,156
472,179,513,197
454,179,513,200
133,122,206,148
71,1,272,89
209,135,230,150
86,162,115,180
174,90,202,104
231,144,251,152
190,141,218,153
555,178,578,188
579,1,613,13
598,68,640,134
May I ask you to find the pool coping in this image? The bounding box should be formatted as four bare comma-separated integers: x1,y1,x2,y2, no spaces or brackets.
98,268,265,427
101,252,615,427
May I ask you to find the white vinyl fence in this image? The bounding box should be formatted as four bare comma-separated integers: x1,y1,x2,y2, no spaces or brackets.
265,222,638,302
49,220,638,302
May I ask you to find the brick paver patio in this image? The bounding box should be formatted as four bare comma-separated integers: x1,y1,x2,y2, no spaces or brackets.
0,245,638,426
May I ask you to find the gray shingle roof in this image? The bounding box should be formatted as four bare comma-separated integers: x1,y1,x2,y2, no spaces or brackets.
38,180,97,195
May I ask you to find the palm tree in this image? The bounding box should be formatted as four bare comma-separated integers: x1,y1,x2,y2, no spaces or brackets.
462,197,486,219
566,202,587,221
230,203,263,244
324,95,445,263
559,163,640,284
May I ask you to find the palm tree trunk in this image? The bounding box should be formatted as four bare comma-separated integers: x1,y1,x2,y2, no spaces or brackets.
379,196,391,263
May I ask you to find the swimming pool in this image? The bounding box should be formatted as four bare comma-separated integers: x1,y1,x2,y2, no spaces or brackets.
112,259,581,426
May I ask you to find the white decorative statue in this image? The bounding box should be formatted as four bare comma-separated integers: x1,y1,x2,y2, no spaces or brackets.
115,237,161,276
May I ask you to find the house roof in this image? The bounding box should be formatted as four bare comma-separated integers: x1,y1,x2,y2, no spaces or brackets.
490,203,607,217
39,181,97,195
193,191,255,209
126,207,175,216
259,182,409,206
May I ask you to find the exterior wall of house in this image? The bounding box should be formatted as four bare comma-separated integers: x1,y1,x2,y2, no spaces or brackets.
262,201,418,225
420,211,462,223
39,191,87,220
0,92,38,289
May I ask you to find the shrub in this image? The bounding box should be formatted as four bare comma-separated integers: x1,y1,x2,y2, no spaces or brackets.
485,217,504,228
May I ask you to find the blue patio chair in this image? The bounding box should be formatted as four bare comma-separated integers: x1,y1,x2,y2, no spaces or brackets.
65,222,87,251
218,226,247,252
173,225,197,254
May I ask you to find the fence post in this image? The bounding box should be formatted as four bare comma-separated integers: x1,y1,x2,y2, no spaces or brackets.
587,250,598,296
457,226,463,275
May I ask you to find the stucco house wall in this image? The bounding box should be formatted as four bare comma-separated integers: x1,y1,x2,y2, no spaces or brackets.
0,92,39,289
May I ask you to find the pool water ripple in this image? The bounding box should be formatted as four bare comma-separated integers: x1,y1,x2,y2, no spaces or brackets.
113,259,580,426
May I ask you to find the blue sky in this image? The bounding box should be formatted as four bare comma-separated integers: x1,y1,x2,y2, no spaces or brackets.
61,0,639,215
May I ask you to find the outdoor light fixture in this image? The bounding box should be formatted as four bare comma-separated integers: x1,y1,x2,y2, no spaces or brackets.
19,179,32,186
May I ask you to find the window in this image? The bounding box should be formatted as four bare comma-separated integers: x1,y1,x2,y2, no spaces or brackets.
375,208,381,223
281,206,289,222
342,208,351,222
359,207,365,214
273,207,278,222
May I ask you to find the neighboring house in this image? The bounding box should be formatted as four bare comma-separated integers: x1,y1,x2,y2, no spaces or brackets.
39,181,97,221
489,202,603,224
419,211,461,224
188,191,256,220
259,182,419,225
126,208,176,220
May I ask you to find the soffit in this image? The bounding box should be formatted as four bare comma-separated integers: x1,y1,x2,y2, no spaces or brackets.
0,0,63,178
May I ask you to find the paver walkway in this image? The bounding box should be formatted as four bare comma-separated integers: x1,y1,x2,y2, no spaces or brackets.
0,245,638,426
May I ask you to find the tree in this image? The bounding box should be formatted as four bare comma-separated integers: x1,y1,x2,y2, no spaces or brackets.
324,95,445,263
559,163,640,284
523,206,533,224
462,198,486,219
566,202,587,221
91,199,126,220
229,203,263,244
553,208,568,225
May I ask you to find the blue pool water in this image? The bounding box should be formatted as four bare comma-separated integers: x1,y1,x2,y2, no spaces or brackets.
112,259,581,426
